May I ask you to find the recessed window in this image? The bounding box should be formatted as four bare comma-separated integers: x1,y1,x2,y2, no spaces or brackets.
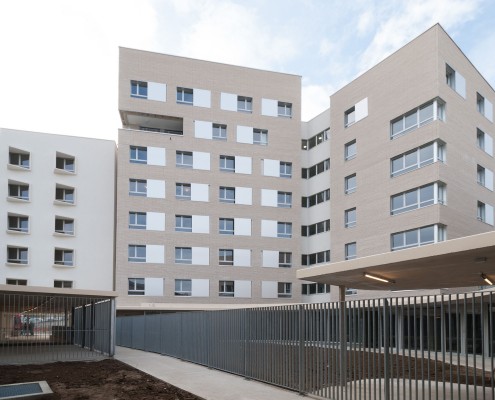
128,278,145,295
175,279,192,296
344,106,356,127
390,99,444,139
391,141,445,177
177,87,193,104
302,158,330,179
175,247,192,264
278,282,292,298
446,64,455,89
8,181,29,201
176,183,191,200
128,245,146,262
55,185,75,204
391,183,444,215
54,249,74,266
56,154,75,172
131,80,148,99
345,174,356,194
302,283,330,295
219,249,234,266
301,250,330,266
477,201,486,222
302,129,329,150
219,280,234,297
129,212,146,230
345,208,356,228
220,155,235,172
391,224,445,251
279,252,292,268
345,242,356,260
477,165,486,186
212,124,227,141
277,222,292,238
278,102,292,117
7,246,28,264
219,187,235,203
237,96,252,113
253,129,268,145
301,219,330,237
277,191,292,208
280,162,292,178
6,279,27,286
8,214,29,233
129,179,146,196
54,280,73,289
176,151,193,168
219,218,234,235
302,189,330,208
130,146,147,164
477,93,485,114
175,215,192,232
345,140,356,161
55,217,74,235
9,148,30,169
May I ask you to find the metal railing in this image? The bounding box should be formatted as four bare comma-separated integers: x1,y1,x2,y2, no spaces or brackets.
117,290,495,399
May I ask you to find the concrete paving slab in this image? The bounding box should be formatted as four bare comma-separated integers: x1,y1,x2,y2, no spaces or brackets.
115,346,303,400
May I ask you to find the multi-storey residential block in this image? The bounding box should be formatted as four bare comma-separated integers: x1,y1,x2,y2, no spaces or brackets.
116,49,303,310
1,128,116,291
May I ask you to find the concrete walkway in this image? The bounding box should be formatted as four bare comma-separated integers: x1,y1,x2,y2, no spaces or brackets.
115,346,304,400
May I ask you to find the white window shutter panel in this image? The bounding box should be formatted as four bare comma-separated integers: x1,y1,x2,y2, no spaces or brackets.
263,159,280,177
262,250,278,268
147,82,167,102
485,204,494,226
146,180,165,199
146,245,164,264
455,72,466,99
261,281,278,298
192,215,210,233
220,92,237,111
485,168,494,191
144,278,163,296
146,212,165,231
191,183,209,202
234,218,251,236
147,147,166,166
485,134,493,156
235,156,252,174
193,151,211,170
485,99,494,122
191,279,209,297
235,187,252,205
192,247,209,265
261,98,278,117
237,125,254,144
355,97,368,122
193,89,211,108
234,280,251,298
261,220,277,237
233,249,251,267
261,189,277,207
194,120,213,139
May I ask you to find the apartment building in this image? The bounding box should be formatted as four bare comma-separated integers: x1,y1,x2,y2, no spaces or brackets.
1,128,116,291
116,49,303,310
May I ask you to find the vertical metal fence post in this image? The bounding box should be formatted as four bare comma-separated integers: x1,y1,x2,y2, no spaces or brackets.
383,298,390,400
339,286,347,392
298,304,305,395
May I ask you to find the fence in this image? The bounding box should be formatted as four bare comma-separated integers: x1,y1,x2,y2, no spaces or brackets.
117,290,495,399
0,292,115,364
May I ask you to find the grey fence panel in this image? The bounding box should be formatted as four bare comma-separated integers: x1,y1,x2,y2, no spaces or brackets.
130,315,145,350
116,316,123,346
119,316,133,348
93,300,112,355
144,314,161,353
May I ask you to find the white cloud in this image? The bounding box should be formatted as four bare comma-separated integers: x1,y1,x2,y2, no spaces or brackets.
357,10,375,36
468,31,495,88
301,84,331,121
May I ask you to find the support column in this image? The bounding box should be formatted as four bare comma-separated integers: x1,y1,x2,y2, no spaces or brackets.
339,286,347,388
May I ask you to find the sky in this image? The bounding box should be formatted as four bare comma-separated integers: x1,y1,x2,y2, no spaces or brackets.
1,0,494,142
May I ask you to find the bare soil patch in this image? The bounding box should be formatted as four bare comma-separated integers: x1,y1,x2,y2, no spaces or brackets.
0,359,202,400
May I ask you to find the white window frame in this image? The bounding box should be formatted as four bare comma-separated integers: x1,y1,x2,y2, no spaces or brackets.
131,80,148,98
8,214,29,233
345,106,356,127
219,186,235,203
278,102,292,117
176,151,193,168
54,280,73,288
345,208,356,228
219,280,235,297
280,162,292,178
8,182,29,200
253,129,268,145
128,212,146,230
219,218,234,235
390,99,444,139
390,183,440,215
278,282,292,298
175,215,193,232
212,123,227,140
219,249,234,266
55,186,75,204
279,252,292,268
277,191,292,208
237,96,252,113
175,247,192,264
177,87,193,104
56,155,75,172
175,279,192,296
345,174,356,194
130,146,147,164
176,183,191,200
54,249,74,266
277,222,292,238
345,140,356,160
128,278,145,295
7,246,28,264
391,224,443,251
9,149,30,169
129,179,146,196
345,242,357,260
220,155,235,172
55,217,74,235
128,245,146,263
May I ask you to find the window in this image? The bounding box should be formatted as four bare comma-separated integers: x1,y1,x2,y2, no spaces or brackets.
128,212,146,230
9,149,30,169
175,247,192,264
219,187,235,203
54,249,74,266
56,155,75,172
346,288,358,296
345,140,356,160
390,99,444,139
219,218,234,235
446,64,455,89
7,279,27,286
279,252,292,268
8,215,29,233
391,224,445,251
302,189,330,208
301,219,330,237
175,279,192,296
128,278,145,295
278,102,292,117
177,87,193,104
219,280,234,297
302,283,330,295
302,158,330,179
220,155,235,172
391,141,445,177
477,129,485,149
212,124,227,140
391,183,444,215
301,129,329,150
277,191,292,208
345,242,356,260
477,93,485,114
302,250,330,266
129,179,146,196
278,282,292,298
175,215,192,232
55,186,75,203
176,151,193,168
477,165,486,186
253,129,268,145
176,183,191,200
345,208,356,228
128,245,146,262
8,182,29,200
280,162,292,178
55,217,74,235
237,96,252,112
477,201,486,222
131,80,147,98
277,222,292,238
345,174,356,194
345,106,356,127
130,146,147,164
219,249,233,266
54,280,73,289
7,247,28,264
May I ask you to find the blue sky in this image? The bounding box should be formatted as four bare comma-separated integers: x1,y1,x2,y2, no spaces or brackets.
1,0,494,141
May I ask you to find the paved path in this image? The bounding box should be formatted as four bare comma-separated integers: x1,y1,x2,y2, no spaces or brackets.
115,346,304,400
